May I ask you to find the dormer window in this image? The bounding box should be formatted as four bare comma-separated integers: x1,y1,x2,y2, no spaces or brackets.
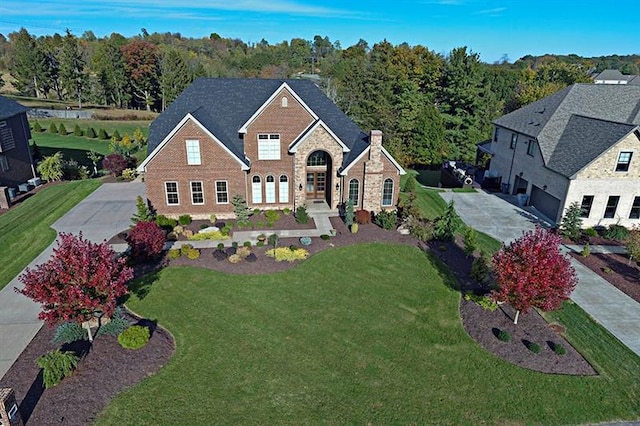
281,97,288,108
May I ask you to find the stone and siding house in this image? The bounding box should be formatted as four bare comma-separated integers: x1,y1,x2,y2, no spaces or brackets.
138,78,405,218
485,83,640,227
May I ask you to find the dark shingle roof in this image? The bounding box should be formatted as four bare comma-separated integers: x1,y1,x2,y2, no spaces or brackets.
494,84,640,177
148,78,369,169
0,95,29,120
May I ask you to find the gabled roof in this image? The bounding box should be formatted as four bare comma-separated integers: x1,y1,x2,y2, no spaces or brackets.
494,84,640,177
594,69,634,82
0,95,29,121
148,78,371,170
288,119,350,153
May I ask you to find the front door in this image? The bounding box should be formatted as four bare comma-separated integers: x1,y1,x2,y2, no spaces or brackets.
306,172,326,199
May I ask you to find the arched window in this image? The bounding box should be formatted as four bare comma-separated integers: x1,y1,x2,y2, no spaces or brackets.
279,175,289,203
348,179,359,206
265,175,276,203
281,97,288,107
252,175,262,204
307,150,328,166
382,178,394,206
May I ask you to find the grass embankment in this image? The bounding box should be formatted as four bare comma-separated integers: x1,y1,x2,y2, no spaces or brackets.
0,179,100,290
98,244,640,424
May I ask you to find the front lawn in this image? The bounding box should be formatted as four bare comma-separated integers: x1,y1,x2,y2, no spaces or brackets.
0,179,101,289
98,244,640,424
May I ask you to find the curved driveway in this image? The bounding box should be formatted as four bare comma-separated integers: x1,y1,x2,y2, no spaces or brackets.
440,190,640,357
0,182,144,379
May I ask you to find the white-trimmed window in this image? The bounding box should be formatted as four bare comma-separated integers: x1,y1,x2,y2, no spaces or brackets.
186,140,201,165
257,134,280,160
165,182,179,205
629,196,640,219
215,181,228,204
252,175,262,203
281,97,288,108
190,181,204,205
348,179,359,206
382,178,394,206
616,152,633,172
265,175,276,203
278,175,289,203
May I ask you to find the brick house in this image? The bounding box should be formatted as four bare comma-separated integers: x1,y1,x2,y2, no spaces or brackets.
138,78,405,218
483,83,640,227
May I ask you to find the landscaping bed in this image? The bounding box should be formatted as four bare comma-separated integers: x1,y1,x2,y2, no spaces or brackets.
571,252,640,303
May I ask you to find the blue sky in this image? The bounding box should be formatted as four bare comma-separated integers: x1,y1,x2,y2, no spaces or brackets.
1,0,638,63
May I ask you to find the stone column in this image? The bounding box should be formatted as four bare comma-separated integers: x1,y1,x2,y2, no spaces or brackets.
362,130,384,212
0,388,23,426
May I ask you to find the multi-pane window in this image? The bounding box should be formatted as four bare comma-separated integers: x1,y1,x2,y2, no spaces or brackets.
0,154,9,171
307,151,327,166
348,179,359,206
165,182,179,205
185,140,201,165
382,178,394,206
257,134,280,160
580,195,594,218
527,140,536,156
215,181,228,204
265,175,276,203
278,175,289,203
252,175,262,203
629,196,640,219
510,133,517,149
615,152,633,172
190,181,204,205
604,195,620,219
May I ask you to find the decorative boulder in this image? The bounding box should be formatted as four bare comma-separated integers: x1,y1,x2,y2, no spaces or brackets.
199,226,219,233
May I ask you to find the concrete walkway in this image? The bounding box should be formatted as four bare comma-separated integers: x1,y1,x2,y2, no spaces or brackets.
440,190,640,357
0,182,144,380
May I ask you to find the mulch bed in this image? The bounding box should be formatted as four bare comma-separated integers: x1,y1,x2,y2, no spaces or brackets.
0,312,174,426
2,218,599,424
571,252,640,304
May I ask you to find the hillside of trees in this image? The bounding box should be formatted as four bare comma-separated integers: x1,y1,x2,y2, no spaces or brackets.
0,28,637,166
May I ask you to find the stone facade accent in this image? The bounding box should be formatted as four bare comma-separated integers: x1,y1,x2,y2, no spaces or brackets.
362,130,385,211
576,132,640,179
0,388,23,426
293,125,344,209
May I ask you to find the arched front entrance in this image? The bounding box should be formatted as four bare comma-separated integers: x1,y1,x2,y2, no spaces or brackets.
305,150,332,205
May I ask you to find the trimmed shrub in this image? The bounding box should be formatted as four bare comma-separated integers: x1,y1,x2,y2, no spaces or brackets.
496,329,511,342
470,255,491,284
122,168,137,180
581,243,591,257
345,199,354,227
186,248,201,259
299,236,312,246
526,341,541,354
37,152,64,182
73,124,83,136
112,129,122,141
464,293,498,311
283,207,291,215
86,127,97,138
168,249,182,260
374,210,397,230
265,210,281,224
266,247,309,262
98,128,109,139
180,243,194,256
178,214,192,225
156,215,177,229
320,234,330,241
267,233,279,247
295,206,310,224
228,253,242,263
243,241,251,247
127,221,166,262
53,322,86,344
37,349,80,388
103,153,128,177
173,225,184,235
183,229,193,239
551,342,567,355
96,307,130,337
351,223,359,234
118,325,150,350
188,231,229,241
236,246,251,259
583,227,599,237
217,242,225,250
58,123,68,135
48,122,58,133
406,216,434,242
256,241,264,247
604,224,629,241
209,214,217,224
355,209,371,225
33,121,43,132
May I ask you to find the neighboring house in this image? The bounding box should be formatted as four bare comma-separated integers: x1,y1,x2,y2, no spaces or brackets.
593,69,640,85
484,83,640,227
138,78,405,218
0,95,35,189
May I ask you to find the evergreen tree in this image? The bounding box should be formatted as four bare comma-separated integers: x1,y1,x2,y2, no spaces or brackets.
59,29,87,108
160,48,192,110
9,28,51,98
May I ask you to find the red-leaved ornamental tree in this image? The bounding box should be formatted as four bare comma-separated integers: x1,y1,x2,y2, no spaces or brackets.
102,153,128,177
491,227,577,324
17,233,133,340
126,221,165,262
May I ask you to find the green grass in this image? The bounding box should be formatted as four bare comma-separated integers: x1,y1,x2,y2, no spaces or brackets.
452,187,477,193
98,244,640,424
0,179,101,290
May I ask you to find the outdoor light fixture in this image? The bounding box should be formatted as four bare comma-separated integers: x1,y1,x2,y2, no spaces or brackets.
543,185,548,191
299,183,303,191
519,172,523,177
336,183,340,190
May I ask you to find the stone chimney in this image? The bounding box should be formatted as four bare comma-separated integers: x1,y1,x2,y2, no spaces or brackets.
368,130,383,168
362,130,385,211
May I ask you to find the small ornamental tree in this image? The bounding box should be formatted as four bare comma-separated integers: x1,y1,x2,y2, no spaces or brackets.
17,233,133,341
102,153,128,177
131,195,154,225
433,200,461,241
37,152,64,182
560,201,584,242
126,221,166,262
625,228,640,264
345,199,354,227
491,227,577,324
232,194,251,225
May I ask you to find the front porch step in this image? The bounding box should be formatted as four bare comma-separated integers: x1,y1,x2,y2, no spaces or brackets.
307,208,339,218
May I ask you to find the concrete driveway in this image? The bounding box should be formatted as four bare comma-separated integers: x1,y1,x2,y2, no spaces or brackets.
0,182,144,379
440,189,640,357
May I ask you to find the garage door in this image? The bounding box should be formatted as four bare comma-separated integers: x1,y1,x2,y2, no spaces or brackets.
530,186,561,222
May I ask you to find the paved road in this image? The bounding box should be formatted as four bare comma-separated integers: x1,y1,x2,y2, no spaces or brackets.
0,182,144,379
440,190,640,357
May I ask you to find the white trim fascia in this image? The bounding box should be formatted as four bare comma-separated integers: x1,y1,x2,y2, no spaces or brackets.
340,147,369,176
340,146,406,176
238,82,318,134
288,120,350,153
137,113,249,172
568,127,640,179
